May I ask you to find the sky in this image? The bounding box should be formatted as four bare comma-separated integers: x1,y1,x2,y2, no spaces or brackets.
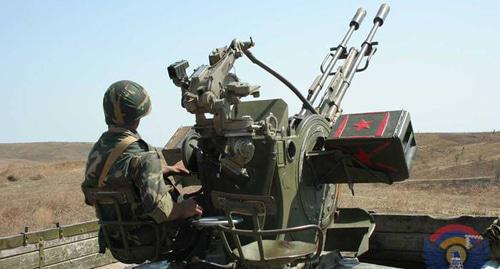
1,1,499,146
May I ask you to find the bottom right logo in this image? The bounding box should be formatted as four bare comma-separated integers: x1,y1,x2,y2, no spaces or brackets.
423,224,490,269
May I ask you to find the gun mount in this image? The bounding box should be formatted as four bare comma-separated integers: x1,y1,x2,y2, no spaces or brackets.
163,4,417,268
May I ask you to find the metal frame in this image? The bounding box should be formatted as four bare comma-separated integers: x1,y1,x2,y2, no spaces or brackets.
0,221,99,251
212,192,324,268
92,191,162,262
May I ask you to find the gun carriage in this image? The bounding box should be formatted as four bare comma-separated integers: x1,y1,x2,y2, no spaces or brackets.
106,3,417,268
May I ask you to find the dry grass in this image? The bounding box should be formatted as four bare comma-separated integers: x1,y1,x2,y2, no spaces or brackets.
0,160,95,236
412,132,500,179
1,133,500,237
339,179,500,216
337,132,500,217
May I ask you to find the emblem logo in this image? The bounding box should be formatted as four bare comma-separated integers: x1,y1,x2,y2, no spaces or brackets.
423,224,489,269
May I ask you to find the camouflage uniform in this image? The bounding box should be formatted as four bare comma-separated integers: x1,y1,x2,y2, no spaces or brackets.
81,80,175,263
81,126,173,223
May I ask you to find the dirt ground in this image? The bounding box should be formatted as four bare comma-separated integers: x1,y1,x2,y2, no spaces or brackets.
1,132,499,237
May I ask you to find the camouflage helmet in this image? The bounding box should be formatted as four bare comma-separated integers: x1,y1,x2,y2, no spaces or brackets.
103,80,152,126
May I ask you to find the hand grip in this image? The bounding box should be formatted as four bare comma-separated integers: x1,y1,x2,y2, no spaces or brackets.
374,3,390,26
350,8,366,30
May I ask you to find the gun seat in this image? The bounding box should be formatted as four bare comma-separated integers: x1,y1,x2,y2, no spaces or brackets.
211,191,323,269
233,240,318,262
86,190,167,264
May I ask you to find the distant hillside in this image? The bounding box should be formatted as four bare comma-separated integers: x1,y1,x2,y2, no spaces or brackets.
412,132,500,179
0,132,499,236
0,142,92,163
1,132,500,178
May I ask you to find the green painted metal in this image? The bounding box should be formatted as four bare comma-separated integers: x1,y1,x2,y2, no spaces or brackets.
160,4,411,268
0,220,99,251
38,238,44,269
308,110,416,184
0,236,116,269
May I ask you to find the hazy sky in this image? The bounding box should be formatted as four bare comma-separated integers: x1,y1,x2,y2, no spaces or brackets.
1,1,499,146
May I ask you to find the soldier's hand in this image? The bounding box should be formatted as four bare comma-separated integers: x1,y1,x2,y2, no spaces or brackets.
167,198,203,221
163,160,190,176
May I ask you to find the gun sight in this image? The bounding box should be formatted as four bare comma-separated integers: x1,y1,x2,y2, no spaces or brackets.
168,60,189,84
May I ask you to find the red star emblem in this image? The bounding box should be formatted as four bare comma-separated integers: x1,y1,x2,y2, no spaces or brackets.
354,141,398,173
355,148,372,166
353,119,373,131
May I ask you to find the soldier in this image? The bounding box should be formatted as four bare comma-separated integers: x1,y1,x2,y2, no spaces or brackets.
481,217,500,269
81,80,202,263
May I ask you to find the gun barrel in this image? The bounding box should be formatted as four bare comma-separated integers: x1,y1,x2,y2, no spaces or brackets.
361,4,390,47
353,3,390,77
374,3,390,26
318,48,358,117
350,8,367,30
326,4,390,122
299,8,366,116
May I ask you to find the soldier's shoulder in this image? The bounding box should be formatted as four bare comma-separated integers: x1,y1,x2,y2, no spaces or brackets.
91,131,148,154
126,145,161,174
122,139,160,167
88,132,125,154
123,139,151,156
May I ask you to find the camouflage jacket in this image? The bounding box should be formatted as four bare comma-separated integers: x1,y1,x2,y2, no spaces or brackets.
82,126,173,223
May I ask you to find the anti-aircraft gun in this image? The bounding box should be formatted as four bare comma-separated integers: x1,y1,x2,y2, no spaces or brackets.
164,4,416,268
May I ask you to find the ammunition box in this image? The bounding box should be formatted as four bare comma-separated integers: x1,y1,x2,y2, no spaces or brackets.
308,110,416,184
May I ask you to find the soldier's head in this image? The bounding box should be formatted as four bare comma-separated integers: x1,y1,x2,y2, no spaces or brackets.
103,80,152,130
484,217,500,262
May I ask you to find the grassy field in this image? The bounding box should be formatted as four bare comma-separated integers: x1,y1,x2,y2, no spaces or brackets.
339,178,500,217
0,160,95,236
0,143,95,236
0,133,499,236
341,132,500,217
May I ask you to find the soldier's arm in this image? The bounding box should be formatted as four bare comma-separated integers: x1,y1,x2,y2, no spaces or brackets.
162,160,190,176
132,151,202,222
132,152,174,223
154,147,190,176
